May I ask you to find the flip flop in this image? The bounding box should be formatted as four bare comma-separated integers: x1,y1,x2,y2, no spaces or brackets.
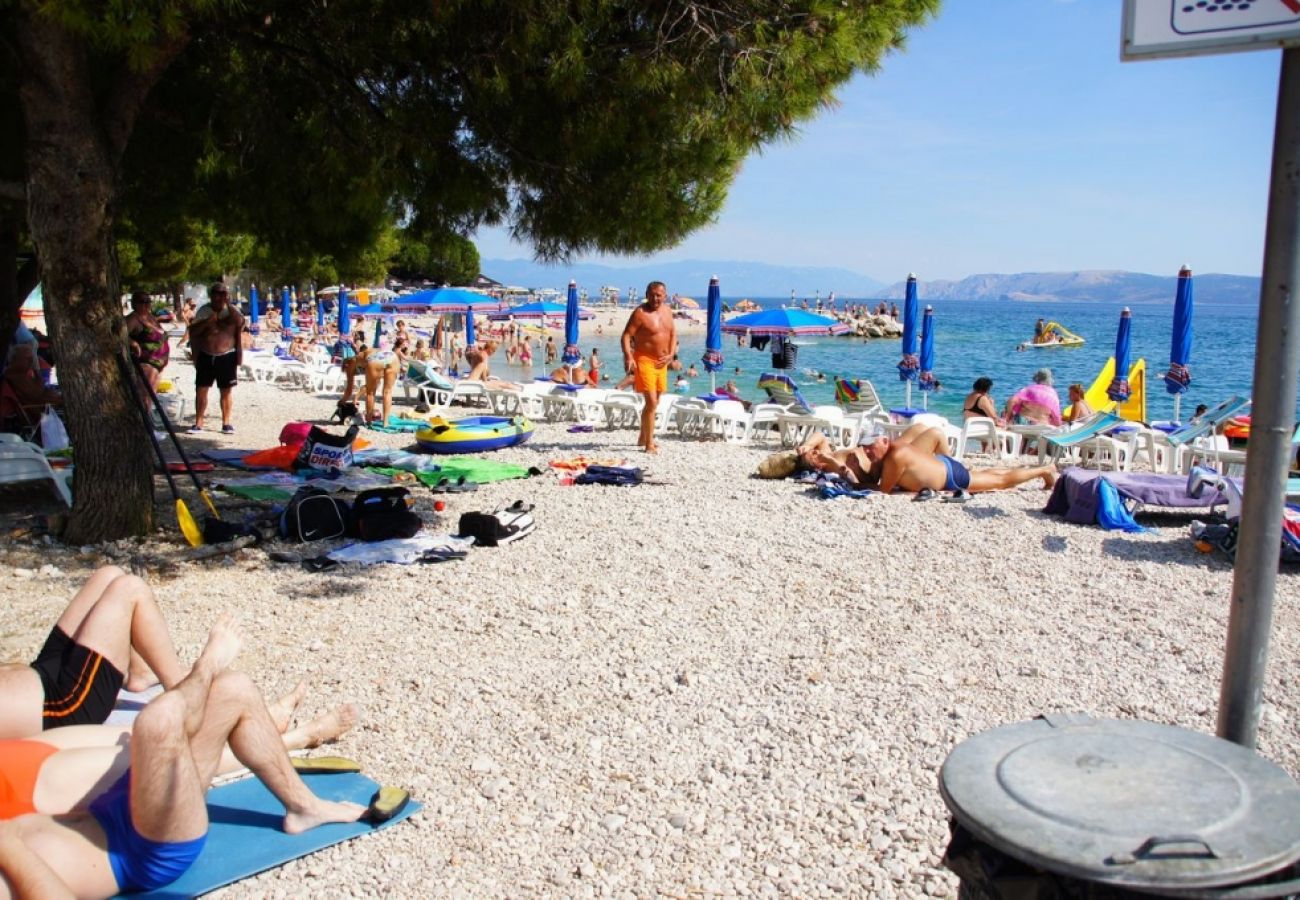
503,500,534,514
291,756,362,774
166,461,215,474
447,476,478,493
943,489,973,503
368,786,411,823
429,477,454,494
913,488,938,502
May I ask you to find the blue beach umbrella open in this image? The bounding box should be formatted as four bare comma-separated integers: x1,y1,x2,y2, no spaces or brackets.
1107,307,1133,404
1164,266,1195,422
897,274,920,409
248,285,260,333
719,307,849,336
487,301,592,321
918,305,937,410
703,276,725,392
281,286,293,331
389,288,505,315
338,287,350,337
562,279,582,371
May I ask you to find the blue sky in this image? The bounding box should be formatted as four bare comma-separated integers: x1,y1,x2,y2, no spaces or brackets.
472,0,1282,282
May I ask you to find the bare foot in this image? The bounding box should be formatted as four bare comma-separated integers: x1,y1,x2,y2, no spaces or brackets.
1042,465,1059,490
283,798,368,835
282,703,361,750
645,444,660,455
266,681,309,734
125,650,160,693
197,614,242,674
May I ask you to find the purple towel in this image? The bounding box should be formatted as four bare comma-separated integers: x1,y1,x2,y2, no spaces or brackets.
1045,469,1237,525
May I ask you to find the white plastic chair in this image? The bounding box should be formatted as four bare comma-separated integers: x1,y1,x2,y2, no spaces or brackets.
956,417,1021,462
599,391,644,430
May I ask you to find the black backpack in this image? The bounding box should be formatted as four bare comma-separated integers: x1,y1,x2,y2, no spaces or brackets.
350,486,423,542
279,487,351,542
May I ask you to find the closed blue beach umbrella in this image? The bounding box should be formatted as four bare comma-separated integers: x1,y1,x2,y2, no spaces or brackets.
897,274,920,409
338,287,350,336
703,275,724,392
281,286,292,331
465,306,477,348
1164,266,1195,422
1107,307,1133,403
315,291,325,332
918,305,937,409
249,285,260,333
562,279,582,368
373,315,384,350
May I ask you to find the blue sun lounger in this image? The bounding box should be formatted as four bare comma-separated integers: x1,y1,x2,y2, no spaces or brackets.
1162,395,1251,448
1044,412,1125,452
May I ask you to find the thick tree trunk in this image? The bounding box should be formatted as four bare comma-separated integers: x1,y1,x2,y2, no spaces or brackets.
15,10,154,542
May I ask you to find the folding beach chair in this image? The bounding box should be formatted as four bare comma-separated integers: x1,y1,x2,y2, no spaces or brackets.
757,372,811,412
1044,412,1124,460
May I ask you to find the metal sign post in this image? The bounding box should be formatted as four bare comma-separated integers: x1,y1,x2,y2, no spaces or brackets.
1217,47,1300,748
1121,2,1300,750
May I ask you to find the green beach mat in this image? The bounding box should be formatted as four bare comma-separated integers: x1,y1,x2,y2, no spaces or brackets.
217,484,296,502
368,456,532,486
133,772,419,898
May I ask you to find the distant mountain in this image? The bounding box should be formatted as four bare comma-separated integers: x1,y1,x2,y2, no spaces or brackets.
480,258,886,299
876,270,1260,305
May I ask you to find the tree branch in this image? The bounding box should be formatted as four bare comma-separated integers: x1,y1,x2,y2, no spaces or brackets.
103,30,192,164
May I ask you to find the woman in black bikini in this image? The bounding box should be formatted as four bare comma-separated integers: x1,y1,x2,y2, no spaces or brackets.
963,377,1000,423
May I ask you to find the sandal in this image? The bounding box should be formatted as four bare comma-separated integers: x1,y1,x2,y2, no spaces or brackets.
943,489,973,503
913,488,938,502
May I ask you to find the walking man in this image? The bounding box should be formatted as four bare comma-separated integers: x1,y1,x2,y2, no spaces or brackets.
189,283,243,433
620,281,678,454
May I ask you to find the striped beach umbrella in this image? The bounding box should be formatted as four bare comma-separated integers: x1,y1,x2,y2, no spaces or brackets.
897,274,920,409
562,280,582,368
918,305,937,409
703,276,725,392
281,286,292,331
248,285,260,333
338,287,350,336
1106,308,1133,403
1164,266,1194,422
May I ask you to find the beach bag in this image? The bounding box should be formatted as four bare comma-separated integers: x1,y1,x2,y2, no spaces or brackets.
280,486,351,542
457,504,534,547
40,407,69,452
351,486,422,542
279,421,313,446
294,424,359,472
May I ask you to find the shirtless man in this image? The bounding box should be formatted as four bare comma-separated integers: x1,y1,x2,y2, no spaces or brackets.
0,617,372,897
189,283,244,433
863,434,1057,497
0,566,188,740
797,423,949,489
620,281,678,454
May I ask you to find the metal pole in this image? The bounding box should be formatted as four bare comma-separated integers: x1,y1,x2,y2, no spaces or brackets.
1217,48,1300,749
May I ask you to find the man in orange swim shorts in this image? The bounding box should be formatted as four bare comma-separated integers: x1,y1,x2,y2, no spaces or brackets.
620,281,678,454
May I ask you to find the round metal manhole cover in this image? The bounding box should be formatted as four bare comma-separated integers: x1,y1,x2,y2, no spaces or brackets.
940,715,1300,890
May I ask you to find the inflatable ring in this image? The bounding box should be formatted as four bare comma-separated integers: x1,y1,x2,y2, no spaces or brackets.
415,416,535,454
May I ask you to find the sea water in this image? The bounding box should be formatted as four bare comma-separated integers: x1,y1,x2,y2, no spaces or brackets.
486,298,1290,424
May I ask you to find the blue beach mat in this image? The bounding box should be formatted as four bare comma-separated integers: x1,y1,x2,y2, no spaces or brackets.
134,773,420,898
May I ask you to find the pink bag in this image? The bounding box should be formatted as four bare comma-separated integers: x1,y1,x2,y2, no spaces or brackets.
279,421,313,446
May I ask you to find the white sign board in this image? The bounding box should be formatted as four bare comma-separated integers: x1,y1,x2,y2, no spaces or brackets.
1122,0,1300,60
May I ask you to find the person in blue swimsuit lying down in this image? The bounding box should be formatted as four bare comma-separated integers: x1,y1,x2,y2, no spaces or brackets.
794,423,949,489
0,616,369,898
861,434,1058,497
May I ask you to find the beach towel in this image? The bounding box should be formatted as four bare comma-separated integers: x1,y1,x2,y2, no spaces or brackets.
326,533,473,565
367,457,531,487
1044,469,1236,527
816,482,876,500
134,773,420,899
201,448,282,471
574,465,643,486
218,484,297,503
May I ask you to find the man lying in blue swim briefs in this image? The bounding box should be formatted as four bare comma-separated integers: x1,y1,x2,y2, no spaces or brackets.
794,423,949,489
0,616,369,897
862,434,1058,497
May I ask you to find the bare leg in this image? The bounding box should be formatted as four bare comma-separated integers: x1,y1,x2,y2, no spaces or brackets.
60,570,187,692
968,462,1058,493
126,615,242,844
641,389,660,453
218,386,234,429
895,425,949,456
194,385,210,428
381,364,397,424
187,671,365,834
364,361,380,422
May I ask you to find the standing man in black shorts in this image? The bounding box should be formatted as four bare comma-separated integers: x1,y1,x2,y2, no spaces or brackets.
189,282,244,433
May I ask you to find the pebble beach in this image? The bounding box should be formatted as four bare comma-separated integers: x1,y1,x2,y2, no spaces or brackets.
3,354,1300,898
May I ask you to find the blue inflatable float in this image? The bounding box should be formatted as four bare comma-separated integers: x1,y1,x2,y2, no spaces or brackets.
415,416,535,454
